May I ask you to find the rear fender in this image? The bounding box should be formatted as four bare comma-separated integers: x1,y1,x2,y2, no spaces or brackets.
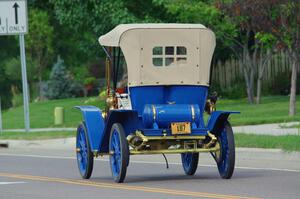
100,110,139,153
75,106,105,153
207,111,240,134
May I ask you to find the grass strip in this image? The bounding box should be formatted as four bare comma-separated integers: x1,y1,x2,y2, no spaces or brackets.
235,133,300,152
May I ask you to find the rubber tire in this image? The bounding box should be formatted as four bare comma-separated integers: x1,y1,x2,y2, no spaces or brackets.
216,122,235,179
76,123,94,179
109,123,129,183
181,153,199,175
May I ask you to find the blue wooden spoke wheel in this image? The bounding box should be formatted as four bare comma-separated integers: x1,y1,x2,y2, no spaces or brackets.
214,122,235,179
109,123,129,183
181,153,199,175
76,123,94,179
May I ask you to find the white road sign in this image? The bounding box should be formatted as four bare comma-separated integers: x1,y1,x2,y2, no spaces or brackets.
0,0,28,35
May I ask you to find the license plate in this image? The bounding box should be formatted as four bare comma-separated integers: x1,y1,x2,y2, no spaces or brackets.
171,122,191,135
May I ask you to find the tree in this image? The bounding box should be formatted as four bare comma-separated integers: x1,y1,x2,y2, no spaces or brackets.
46,56,78,99
217,1,268,104
49,0,136,57
230,0,299,115
26,9,54,98
254,33,276,104
0,67,13,109
154,0,236,59
156,0,261,103
0,37,18,109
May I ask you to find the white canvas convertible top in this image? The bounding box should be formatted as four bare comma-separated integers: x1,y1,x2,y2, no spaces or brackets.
99,24,207,46
99,24,216,87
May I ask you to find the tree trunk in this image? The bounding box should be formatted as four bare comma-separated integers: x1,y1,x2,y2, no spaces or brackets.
38,61,43,99
242,44,255,104
289,58,298,116
256,77,262,104
243,66,254,104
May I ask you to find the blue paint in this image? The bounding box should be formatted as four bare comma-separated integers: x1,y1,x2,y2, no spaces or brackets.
129,85,208,119
75,106,105,152
218,127,229,173
110,128,121,177
181,153,193,171
129,86,164,116
76,125,88,176
100,110,140,153
207,111,240,133
142,104,201,128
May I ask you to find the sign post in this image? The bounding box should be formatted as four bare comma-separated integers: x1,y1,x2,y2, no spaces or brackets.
0,97,2,134
0,0,29,132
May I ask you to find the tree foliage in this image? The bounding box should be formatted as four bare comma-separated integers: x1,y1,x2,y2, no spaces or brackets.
26,8,54,97
154,0,236,60
46,57,79,99
224,0,299,114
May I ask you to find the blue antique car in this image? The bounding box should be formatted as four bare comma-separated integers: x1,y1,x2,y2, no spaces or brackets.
75,24,239,183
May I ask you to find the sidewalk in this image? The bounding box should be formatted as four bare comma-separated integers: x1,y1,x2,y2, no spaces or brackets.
233,121,300,136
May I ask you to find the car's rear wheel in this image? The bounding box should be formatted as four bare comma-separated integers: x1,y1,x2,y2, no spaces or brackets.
213,122,235,179
181,153,199,175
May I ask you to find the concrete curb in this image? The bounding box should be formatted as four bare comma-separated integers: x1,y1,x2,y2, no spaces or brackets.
0,138,75,149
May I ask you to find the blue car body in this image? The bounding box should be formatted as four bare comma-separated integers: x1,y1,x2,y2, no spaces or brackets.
76,85,239,153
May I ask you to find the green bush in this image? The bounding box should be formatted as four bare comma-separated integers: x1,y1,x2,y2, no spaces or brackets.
72,66,89,83
269,71,290,95
46,56,81,99
210,78,246,99
84,77,96,86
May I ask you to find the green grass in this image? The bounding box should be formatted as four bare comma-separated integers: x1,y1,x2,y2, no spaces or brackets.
1,95,300,129
0,131,75,140
2,97,105,129
216,95,300,126
235,133,300,151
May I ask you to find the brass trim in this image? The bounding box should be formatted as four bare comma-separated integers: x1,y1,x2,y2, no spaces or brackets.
145,135,205,140
130,144,220,155
204,131,218,148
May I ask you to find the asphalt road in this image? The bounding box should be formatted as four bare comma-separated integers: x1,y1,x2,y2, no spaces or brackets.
0,148,299,199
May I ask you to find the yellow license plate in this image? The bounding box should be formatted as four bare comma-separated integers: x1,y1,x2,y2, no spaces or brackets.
171,122,191,135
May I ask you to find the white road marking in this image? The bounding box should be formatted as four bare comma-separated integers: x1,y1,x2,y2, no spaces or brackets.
0,182,26,185
0,153,299,173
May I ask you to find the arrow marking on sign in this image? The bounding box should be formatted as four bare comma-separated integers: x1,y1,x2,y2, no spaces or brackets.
13,2,19,24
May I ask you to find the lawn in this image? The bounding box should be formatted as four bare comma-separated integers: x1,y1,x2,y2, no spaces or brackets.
1,95,300,129
1,97,105,129
216,95,300,126
234,134,300,152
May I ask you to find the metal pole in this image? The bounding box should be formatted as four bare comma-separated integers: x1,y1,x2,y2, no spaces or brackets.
19,34,30,132
0,97,2,134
